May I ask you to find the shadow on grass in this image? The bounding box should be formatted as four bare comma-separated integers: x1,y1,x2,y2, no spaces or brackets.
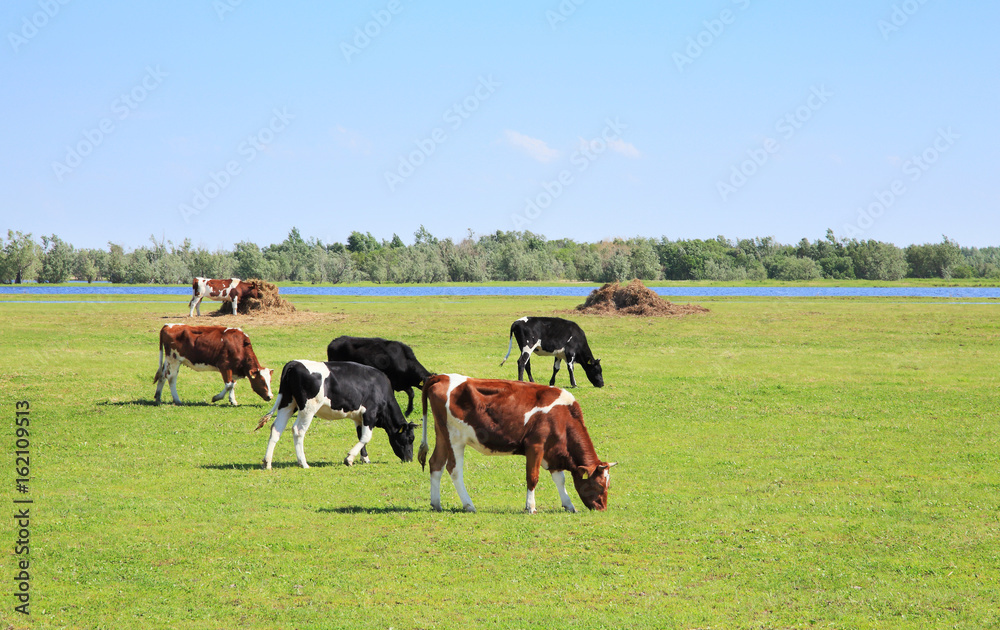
201,460,338,471
319,506,424,515
98,399,257,408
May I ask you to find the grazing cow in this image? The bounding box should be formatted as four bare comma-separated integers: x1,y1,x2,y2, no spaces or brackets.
418,374,616,513
153,324,274,406
326,336,433,416
500,316,604,388
256,360,417,469
188,277,261,317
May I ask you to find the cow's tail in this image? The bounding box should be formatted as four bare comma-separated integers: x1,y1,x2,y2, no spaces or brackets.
254,393,282,432
417,376,437,471
499,330,514,366
152,336,165,383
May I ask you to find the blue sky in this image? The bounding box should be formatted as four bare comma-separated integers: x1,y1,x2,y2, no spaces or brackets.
2,1,998,250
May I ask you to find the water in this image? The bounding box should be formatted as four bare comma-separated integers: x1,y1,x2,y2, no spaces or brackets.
2,285,999,298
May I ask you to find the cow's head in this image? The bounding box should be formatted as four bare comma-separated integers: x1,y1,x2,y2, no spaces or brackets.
386,422,418,463
246,284,262,300
249,368,274,401
581,358,604,388
572,461,617,510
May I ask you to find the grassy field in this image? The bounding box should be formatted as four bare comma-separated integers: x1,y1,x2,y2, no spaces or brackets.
1,293,998,629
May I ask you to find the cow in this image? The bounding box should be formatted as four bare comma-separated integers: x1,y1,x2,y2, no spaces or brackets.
153,324,274,406
499,316,604,388
255,360,417,469
188,277,261,317
326,336,433,417
417,374,616,513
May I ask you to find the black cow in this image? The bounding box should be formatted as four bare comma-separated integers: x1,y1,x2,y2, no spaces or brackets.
500,317,604,388
326,336,432,417
256,360,417,469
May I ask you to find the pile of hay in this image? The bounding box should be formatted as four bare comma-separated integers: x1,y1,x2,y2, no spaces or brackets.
210,279,296,316
575,279,709,317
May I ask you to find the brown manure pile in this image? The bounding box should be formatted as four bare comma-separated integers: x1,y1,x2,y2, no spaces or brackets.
574,279,709,317
210,279,296,316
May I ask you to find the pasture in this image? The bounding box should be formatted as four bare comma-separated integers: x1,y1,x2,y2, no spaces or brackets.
1,293,998,629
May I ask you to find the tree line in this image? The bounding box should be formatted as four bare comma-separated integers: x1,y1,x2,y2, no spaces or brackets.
1,227,996,284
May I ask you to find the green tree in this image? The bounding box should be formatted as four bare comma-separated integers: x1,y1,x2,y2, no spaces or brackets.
37,235,75,283
1,231,40,284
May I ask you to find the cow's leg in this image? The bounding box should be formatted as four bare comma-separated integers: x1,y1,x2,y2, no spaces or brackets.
428,426,452,512
551,470,577,513
524,445,543,514
188,295,201,317
167,361,181,404
344,423,373,466
263,406,294,469
404,387,415,417
354,424,371,464
154,363,167,404
291,408,317,468
566,359,578,388
549,358,562,386
231,296,239,315
449,443,476,512
517,352,534,383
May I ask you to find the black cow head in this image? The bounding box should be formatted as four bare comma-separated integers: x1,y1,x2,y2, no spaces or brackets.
387,422,418,462
581,358,604,388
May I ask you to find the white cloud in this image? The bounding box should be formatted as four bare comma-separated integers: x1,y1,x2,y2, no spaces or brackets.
503,130,560,163
608,137,640,158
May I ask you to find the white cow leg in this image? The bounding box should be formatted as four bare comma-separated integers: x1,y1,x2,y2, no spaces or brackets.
552,470,577,513
231,296,239,315
525,488,536,514
344,424,373,466
567,361,578,388
188,296,201,317
263,408,293,469
226,381,238,406
211,381,231,403
430,469,443,512
292,410,316,468
449,445,476,512
167,363,181,404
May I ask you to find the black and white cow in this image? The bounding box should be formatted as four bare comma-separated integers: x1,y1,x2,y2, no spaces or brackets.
326,336,433,417
500,316,604,388
255,360,417,469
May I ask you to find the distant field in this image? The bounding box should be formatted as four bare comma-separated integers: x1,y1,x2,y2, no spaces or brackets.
1,293,998,629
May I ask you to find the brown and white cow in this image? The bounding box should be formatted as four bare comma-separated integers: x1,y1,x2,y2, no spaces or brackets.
188,277,261,317
153,324,274,406
418,374,616,513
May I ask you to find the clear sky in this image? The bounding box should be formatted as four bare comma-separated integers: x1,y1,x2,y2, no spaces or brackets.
3,1,998,250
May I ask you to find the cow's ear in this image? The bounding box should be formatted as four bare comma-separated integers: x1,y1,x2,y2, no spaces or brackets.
577,465,591,480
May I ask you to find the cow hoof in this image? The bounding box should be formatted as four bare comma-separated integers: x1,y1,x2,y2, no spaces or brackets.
525,507,537,514
463,504,476,513
563,506,577,513
431,504,442,512
343,457,353,467
261,459,271,470
360,456,370,464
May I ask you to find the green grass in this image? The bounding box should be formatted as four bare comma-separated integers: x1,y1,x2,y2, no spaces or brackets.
1,294,999,629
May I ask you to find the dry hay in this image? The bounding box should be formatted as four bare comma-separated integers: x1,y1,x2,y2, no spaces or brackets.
574,279,710,317
210,279,296,317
